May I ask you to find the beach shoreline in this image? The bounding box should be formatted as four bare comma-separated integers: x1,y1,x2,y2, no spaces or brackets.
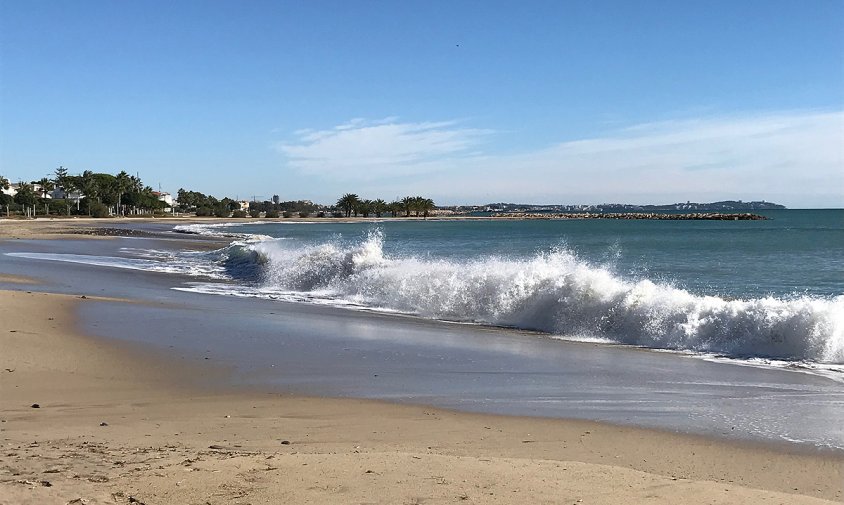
1,219,843,504
0,208,776,240
1,288,842,504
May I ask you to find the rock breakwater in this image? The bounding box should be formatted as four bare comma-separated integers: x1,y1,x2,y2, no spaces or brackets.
492,212,768,220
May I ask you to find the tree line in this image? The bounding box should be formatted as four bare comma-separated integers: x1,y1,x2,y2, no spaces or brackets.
176,188,324,218
336,194,436,218
0,167,168,217
1,170,438,220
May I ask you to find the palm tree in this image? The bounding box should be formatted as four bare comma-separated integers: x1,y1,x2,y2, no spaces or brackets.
115,170,131,216
358,199,373,217
78,170,99,216
129,174,143,193
373,199,387,218
421,198,435,219
337,193,360,218
410,196,426,217
37,177,55,215
14,182,37,218
123,174,142,215
37,177,54,199
401,196,413,217
388,200,402,217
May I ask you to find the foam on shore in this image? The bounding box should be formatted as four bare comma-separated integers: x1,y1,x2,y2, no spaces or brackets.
203,230,843,365
8,227,843,366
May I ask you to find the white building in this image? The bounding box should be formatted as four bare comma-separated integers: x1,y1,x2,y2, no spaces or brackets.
51,187,82,201
153,191,174,207
152,191,174,213
1,183,52,198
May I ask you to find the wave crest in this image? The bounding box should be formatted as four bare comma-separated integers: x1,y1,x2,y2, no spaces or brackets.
236,231,843,363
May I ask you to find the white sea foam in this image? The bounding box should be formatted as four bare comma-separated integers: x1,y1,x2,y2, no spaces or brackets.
173,222,273,240
9,228,843,365
5,251,228,279
238,231,844,364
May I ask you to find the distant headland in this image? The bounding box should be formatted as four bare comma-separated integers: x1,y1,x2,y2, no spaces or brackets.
1,167,786,220
458,200,786,214
489,212,769,220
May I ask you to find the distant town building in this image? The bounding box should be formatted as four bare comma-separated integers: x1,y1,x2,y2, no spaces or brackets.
238,200,250,211
51,187,83,204
1,184,17,197
272,195,280,204
152,191,174,207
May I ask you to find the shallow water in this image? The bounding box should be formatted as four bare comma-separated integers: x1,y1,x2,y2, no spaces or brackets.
2,217,843,450
29,211,843,365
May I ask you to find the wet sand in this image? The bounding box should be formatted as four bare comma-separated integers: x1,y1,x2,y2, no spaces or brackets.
1,220,843,503
1,290,842,504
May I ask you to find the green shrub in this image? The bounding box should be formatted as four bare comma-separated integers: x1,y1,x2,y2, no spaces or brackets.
265,210,280,218
213,206,230,218
231,210,248,218
282,211,293,218
89,201,110,218
249,209,261,218
195,206,213,217
298,211,310,218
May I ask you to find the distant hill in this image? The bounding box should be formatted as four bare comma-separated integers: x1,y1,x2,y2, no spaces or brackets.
452,200,786,213
600,200,787,212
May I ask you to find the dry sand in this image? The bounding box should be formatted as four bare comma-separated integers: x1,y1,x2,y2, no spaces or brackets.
0,217,124,240
1,288,842,505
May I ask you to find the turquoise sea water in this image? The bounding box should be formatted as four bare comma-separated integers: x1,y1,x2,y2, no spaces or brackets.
7,210,842,364
163,209,843,365
212,209,844,299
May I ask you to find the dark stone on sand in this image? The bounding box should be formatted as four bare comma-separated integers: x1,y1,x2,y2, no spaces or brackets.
99,422,108,426
280,440,291,445
71,227,160,238
31,403,40,408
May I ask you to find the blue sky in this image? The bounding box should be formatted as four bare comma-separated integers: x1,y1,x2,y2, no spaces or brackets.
1,0,842,207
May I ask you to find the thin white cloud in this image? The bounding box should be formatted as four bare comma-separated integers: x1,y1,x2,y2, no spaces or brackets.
486,110,844,204
277,111,844,207
277,118,491,179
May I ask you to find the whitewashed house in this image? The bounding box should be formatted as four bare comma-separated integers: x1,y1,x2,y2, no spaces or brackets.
152,191,175,213
1,184,16,198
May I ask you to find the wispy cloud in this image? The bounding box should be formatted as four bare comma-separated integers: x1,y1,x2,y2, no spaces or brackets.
277,111,844,206
277,118,491,179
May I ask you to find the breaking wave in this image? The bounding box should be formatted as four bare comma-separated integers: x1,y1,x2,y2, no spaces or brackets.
210,230,844,364
173,222,274,241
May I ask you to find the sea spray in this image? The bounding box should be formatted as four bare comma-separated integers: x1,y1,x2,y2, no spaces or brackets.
236,231,844,364
14,226,841,364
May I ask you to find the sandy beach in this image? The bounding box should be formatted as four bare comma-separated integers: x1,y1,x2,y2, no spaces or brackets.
1,220,843,504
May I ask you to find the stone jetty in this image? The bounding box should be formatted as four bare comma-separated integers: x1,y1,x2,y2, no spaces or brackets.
492,212,768,220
